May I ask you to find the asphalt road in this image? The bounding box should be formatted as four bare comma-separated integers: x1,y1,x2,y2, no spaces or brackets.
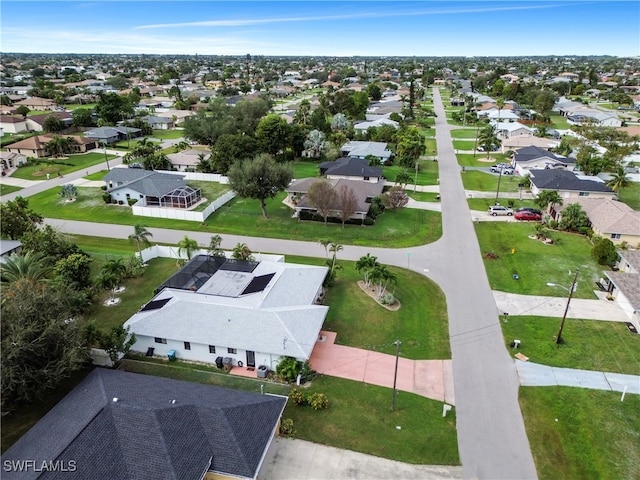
6,95,538,478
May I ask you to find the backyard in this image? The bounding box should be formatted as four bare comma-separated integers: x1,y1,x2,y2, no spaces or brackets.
27,186,442,248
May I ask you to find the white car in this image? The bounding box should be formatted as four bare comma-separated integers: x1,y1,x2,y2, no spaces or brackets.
488,205,514,216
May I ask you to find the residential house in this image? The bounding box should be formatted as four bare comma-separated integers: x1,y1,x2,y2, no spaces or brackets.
568,197,640,246
512,146,576,174
353,116,399,133
125,255,329,369
104,169,201,208
12,96,57,111
167,149,210,172
501,135,560,153
0,105,17,115
603,250,640,328
25,112,73,132
319,156,384,183
286,177,384,222
339,141,392,165
483,110,520,122
0,115,29,134
141,115,175,130
490,121,534,140
84,126,142,145
4,134,98,158
529,169,616,200
2,368,287,480
156,109,196,123
566,107,622,127
0,151,27,170
0,240,22,263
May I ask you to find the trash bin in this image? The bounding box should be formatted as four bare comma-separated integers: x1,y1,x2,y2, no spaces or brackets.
167,350,176,362
223,357,232,372
146,347,155,357
215,356,224,369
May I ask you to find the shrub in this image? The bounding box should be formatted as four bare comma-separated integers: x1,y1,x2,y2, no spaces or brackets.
118,200,124,205
507,199,515,208
276,356,302,383
127,198,138,206
308,392,329,410
100,185,107,191
102,194,112,204
289,388,306,406
591,237,618,266
363,216,375,226
380,293,395,305
280,418,294,436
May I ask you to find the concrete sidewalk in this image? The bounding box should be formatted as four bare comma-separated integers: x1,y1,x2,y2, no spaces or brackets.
0,177,43,187
310,331,455,405
494,291,632,323
516,361,640,394
259,438,462,480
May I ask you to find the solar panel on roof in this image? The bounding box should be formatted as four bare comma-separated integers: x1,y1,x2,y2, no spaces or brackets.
220,259,259,273
241,273,275,295
140,298,171,312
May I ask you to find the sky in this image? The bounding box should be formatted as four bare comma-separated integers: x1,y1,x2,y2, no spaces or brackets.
1,1,639,57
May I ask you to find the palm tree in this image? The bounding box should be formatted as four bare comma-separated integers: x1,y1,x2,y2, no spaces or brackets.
177,235,199,261
101,258,127,289
534,190,563,213
173,140,190,153
355,254,379,287
477,125,500,161
606,167,631,193
369,264,397,299
207,235,225,258
495,98,505,126
128,224,153,263
319,239,331,258
232,242,254,261
0,251,52,284
45,135,72,158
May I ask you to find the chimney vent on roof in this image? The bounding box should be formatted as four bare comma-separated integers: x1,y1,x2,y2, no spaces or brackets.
171,399,176,405
112,397,119,403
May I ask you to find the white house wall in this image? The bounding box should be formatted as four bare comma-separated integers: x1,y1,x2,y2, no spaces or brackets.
131,335,287,370
109,186,147,205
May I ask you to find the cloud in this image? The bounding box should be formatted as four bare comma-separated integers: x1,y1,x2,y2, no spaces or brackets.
134,3,569,30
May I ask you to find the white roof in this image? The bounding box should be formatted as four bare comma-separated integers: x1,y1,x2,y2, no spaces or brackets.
124,260,329,359
491,121,534,133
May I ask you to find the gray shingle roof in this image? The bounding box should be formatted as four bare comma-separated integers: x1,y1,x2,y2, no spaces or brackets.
514,146,575,164
103,169,187,197
319,157,383,178
530,169,613,193
2,369,286,480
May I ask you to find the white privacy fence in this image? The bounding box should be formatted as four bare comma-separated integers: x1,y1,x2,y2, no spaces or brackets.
137,245,285,264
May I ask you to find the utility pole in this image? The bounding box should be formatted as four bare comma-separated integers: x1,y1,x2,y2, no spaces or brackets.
391,340,401,411
556,269,579,344
103,141,111,171
495,168,503,203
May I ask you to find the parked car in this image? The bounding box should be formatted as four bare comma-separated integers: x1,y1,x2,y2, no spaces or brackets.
490,164,515,174
516,207,542,215
488,205,514,216
514,210,542,221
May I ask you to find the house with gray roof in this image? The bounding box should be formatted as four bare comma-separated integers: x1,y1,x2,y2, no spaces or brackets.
103,169,201,208
141,115,175,130
123,256,328,370
320,156,383,182
84,126,142,145
340,141,392,164
513,146,576,174
529,169,615,200
0,240,22,263
603,250,640,329
1,368,287,480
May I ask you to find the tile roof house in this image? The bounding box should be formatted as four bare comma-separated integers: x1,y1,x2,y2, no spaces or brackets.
566,197,640,246
0,115,29,134
12,96,57,111
501,135,560,153
25,112,73,132
603,250,640,328
339,141,392,165
167,149,210,172
512,146,576,174
529,169,615,199
5,134,98,158
0,151,27,170
124,255,329,369
1,368,287,480
103,169,201,208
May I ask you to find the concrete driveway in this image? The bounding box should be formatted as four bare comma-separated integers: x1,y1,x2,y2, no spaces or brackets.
258,438,462,480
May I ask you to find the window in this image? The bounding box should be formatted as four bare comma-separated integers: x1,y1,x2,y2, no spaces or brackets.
578,192,590,197
184,342,191,350
208,345,216,354
154,337,167,344
610,233,621,239
227,347,237,354
363,176,370,181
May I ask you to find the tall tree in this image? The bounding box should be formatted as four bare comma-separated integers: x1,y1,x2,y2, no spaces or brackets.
53,253,92,290
303,129,326,158
307,179,337,225
560,203,589,232
177,235,199,260
0,197,43,240
207,235,225,258
336,184,358,228
477,125,501,160
95,92,133,125
255,114,291,157
355,253,379,287
232,242,254,261
534,190,563,212
43,115,65,133
227,154,293,218
605,167,631,193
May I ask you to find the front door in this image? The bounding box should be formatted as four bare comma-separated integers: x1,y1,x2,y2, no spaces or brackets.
246,350,256,368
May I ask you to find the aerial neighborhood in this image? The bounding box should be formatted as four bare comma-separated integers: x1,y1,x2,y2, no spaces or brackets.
1,46,639,480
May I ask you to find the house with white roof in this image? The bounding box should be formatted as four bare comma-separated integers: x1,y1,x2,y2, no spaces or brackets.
340,141,392,164
512,146,576,174
490,121,534,140
124,256,329,370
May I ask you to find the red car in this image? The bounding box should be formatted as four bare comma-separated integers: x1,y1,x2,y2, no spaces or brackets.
514,210,542,221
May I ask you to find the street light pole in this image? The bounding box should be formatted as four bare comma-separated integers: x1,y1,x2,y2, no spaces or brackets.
103,141,111,171
550,269,580,345
391,339,401,411
495,168,503,203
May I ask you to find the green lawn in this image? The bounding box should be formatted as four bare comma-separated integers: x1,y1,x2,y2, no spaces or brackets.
461,170,523,192
456,153,509,167
64,103,98,111
474,222,603,298
28,187,442,248
501,316,640,374
520,388,640,480
424,137,437,155
291,160,320,179
187,181,231,202
84,169,109,180
0,183,22,196
618,182,640,210
452,139,476,151
450,128,480,139
285,375,459,465
407,191,440,202
151,129,185,140
286,255,450,360
548,114,571,130
9,153,116,180
384,159,439,185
